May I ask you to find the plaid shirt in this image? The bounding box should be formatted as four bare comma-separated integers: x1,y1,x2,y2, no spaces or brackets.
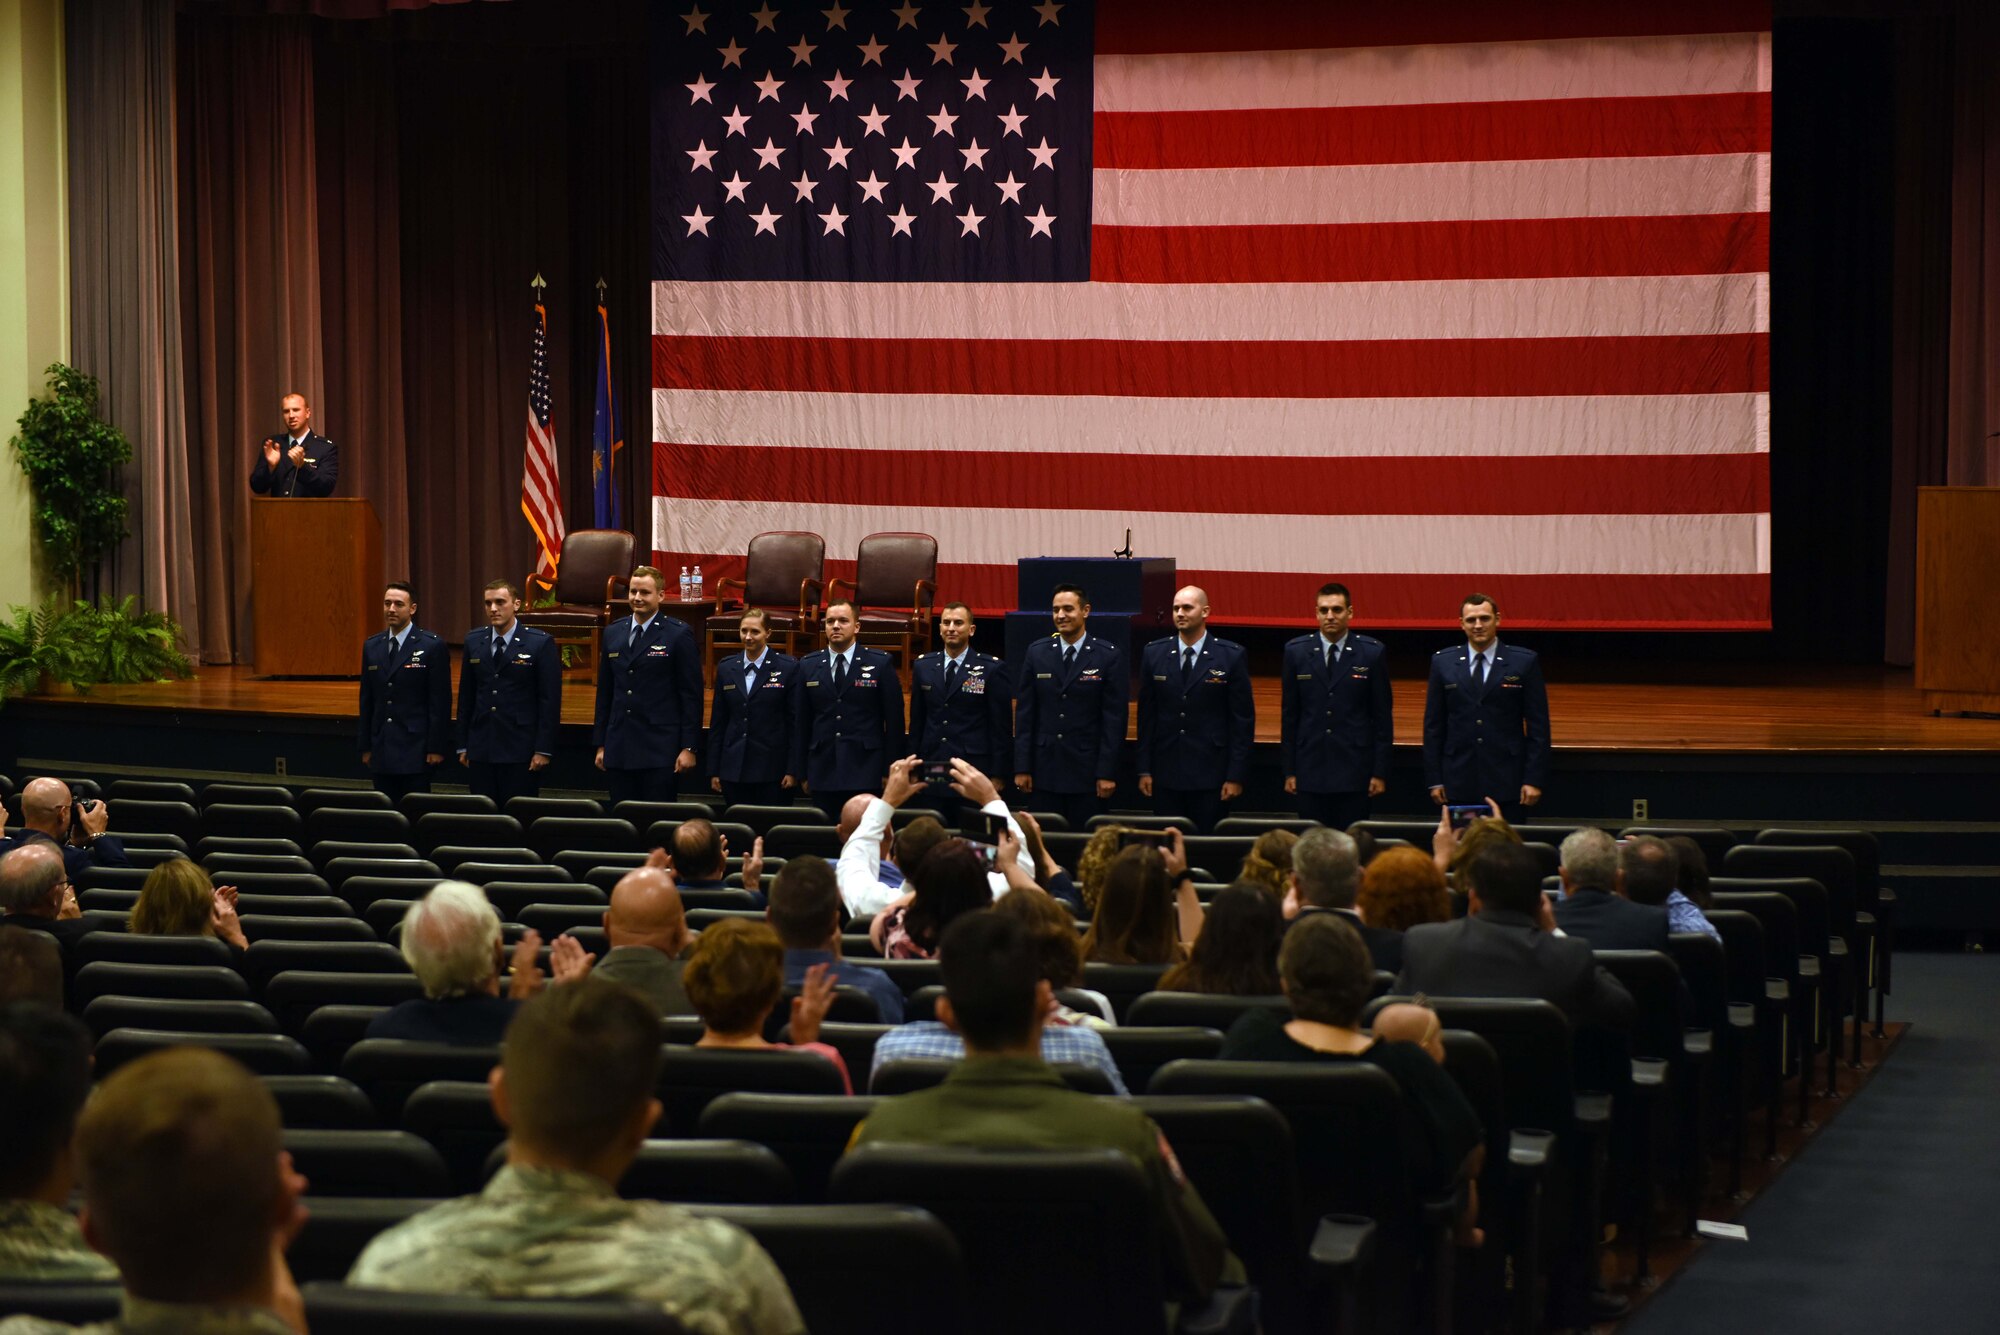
870,1022,1129,1095
1667,890,1722,941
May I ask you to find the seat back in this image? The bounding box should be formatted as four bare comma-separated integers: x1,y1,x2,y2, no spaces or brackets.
244,939,409,988
1399,995,1578,1137
73,931,236,969
723,803,830,835
870,1060,1116,1097
72,962,249,1006
267,972,423,1032
697,1202,968,1335
1622,826,1739,867
263,1074,380,1129
305,808,412,849
198,836,308,861
1666,932,1732,1033
1592,949,1688,1063
287,1200,440,1284
0,1284,121,1324
765,824,843,859
620,1139,797,1204
655,1044,850,1136
111,799,201,842
202,852,318,875
204,802,305,841
201,783,294,807
400,1080,505,1193
544,528,636,605
1099,1026,1224,1095
698,1093,881,1202
94,1028,311,1076
340,1040,503,1121
297,788,394,816
1755,828,1880,908
283,1128,451,1197
240,915,377,943
108,778,198,803
298,1004,393,1072
1725,845,1860,931
412,812,523,856
1125,990,1287,1031
741,530,827,607
529,816,640,860
850,531,937,608
81,996,277,1037
1711,890,1805,976
1703,909,1772,1006
1079,962,1172,1023
300,1282,683,1334
400,792,497,819
506,795,607,822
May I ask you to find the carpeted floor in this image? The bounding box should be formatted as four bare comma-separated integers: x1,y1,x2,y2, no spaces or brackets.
1622,950,2000,1334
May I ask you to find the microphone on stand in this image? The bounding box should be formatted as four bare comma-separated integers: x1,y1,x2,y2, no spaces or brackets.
1113,528,1132,559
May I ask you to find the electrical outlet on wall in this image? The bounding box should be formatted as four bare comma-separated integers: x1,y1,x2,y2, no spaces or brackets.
275,757,288,777
1632,798,1649,821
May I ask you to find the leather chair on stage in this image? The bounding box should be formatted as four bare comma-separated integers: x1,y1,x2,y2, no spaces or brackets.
826,532,937,667
517,528,637,679
706,530,825,667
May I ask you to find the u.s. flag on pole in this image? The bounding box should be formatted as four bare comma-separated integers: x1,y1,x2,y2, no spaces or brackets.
651,0,1771,628
522,300,567,587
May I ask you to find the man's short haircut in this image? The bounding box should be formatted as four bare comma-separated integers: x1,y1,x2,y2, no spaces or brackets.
502,980,662,1162
1316,582,1352,605
892,816,951,888
76,1048,285,1303
1460,592,1499,617
939,910,1041,1050
673,818,727,880
768,856,843,948
0,927,63,1006
281,389,308,405
1291,827,1361,909
399,881,502,998
823,598,859,620
385,580,416,602
682,917,784,1035
483,578,523,600
1619,836,1681,907
739,606,771,628
1559,827,1620,893
1051,583,1088,606
0,1002,92,1195
0,844,66,913
1278,913,1373,1027
940,601,972,618
630,564,665,590
1465,843,1546,915
1348,825,1381,868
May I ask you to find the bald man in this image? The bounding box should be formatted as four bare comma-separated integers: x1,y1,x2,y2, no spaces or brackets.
0,777,127,882
0,844,87,954
592,858,697,1017
1136,586,1255,834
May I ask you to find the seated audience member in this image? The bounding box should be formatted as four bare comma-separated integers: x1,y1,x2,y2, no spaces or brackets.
1236,829,1298,900
1010,811,1086,914
130,858,248,957
670,818,766,906
1397,844,1634,1030
1285,827,1405,972
990,884,1112,1026
874,842,992,961
0,927,63,1006
0,844,86,954
1433,803,1520,879
683,918,852,1092
1080,841,1196,967
0,778,128,881
1072,824,1128,913
840,758,1031,919
851,912,1236,1305
1553,828,1669,951
1159,883,1282,996
349,980,804,1334
1620,834,1717,941
1219,915,1485,1232
1664,835,1722,924
366,881,592,1045
1346,824,1381,869
1358,846,1453,938
0,1003,117,1282
593,857,697,1016
767,856,904,1023
0,1048,311,1334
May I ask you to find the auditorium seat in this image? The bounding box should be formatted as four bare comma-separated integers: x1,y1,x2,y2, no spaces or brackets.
1086,813,1197,834
705,1202,969,1335
455,862,572,889
200,782,295,808
196,835,307,861
73,931,237,969
1014,810,1070,832
411,811,523,856
340,875,442,914
870,1060,1116,1097
685,907,765,931
110,799,200,843
240,914,378,943
74,865,152,893
1623,825,1739,868
1125,991,1289,1031
1098,1027,1225,1095
297,788,395,816
529,816,639,861
0,1284,120,1324
109,830,190,854
1715,877,1839,1102
341,1040,503,1122
1212,816,1320,836
506,794,606,822
234,894,356,919
697,1093,881,1202
298,1004,395,1071
1704,908,1788,1160
868,957,943,998
202,853,319,876
570,851,653,884
306,807,412,848
283,1128,451,1197
244,940,408,989
321,857,443,896
515,903,604,937
107,778,197,803
1754,827,1893,1032
1729,843,1873,1062
1666,930,1756,1206
74,888,136,913
81,995,278,1038
655,1045,851,1137
618,1139,797,1205
614,799,726,829
427,844,541,875
287,1200,439,1284
94,1028,311,1077
118,846,185,871
1592,950,1696,1281
399,791,496,819
264,1074,379,1129
299,1282,681,1334
479,882,605,921
1428,1030,1543,1335
72,962,249,1007
764,824,842,860
723,803,830,835
311,839,423,873
680,887,763,911
265,973,423,1032
202,802,305,842
222,871,337,899
402,1080,505,1193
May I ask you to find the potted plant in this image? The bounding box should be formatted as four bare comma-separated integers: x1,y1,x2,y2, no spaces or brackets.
9,363,132,603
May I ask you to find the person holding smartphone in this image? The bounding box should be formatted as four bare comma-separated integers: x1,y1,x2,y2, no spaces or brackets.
908,602,1013,818
1422,593,1550,823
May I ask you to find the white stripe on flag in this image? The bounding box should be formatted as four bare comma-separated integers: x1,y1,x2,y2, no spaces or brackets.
1095,31,1773,113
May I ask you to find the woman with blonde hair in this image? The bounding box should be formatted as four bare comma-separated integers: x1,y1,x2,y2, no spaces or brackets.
1236,828,1298,900
130,858,247,956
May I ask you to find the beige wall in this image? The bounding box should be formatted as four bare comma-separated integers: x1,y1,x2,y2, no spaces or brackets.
0,0,68,609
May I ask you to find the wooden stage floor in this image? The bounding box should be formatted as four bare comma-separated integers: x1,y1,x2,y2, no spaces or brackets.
26,660,2000,756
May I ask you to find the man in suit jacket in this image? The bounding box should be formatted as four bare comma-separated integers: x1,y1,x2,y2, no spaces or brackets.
246,391,339,497
788,599,904,817
1136,586,1255,834
1422,593,1551,823
908,602,1013,818
1285,826,1403,973
1012,583,1126,831
1397,842,1633,1031
1552,827,1670,952
1281,582,1394,830
457,579,562,804
708,607,797,810
358,581,452,803
0,778,128,883
593,566,703,806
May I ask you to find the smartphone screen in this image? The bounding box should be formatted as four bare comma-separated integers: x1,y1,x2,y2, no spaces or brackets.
960,811,1007,845
921,760,954,785
1447,804,1487,832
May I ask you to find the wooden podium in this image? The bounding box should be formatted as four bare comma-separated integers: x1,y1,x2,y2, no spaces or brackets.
250,498,382,677
1916,486,2000,714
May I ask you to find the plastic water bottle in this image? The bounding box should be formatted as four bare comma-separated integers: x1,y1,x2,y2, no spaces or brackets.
691,565,704,602
679,565,690,600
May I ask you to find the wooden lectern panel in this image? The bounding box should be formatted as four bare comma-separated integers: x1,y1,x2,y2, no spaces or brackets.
250,498,383,677
1915,486,2000,714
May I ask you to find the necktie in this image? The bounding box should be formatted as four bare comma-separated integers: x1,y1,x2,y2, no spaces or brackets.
493,630,505,657
1063,644,1076,672
1326,640,1338,670
1181,646,1195,684
1473,653,1487,690
946,659,959,691
834,653,848,690
745,658,757,692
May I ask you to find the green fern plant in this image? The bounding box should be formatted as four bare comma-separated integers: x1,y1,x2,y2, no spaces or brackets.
63,596,195,690
0,596,91,704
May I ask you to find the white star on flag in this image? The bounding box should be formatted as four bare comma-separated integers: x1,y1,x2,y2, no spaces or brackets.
855,171,889,202
750,203,782,234
891,137,922,168
1031,68,1060,99
754,138,785,169
686,140,717,170
722,106,751,136
822,3,849,28
892,1,921,29
682,204,712,235
887,204,917,235
820,204,849,234
927,35,958,64
928,105,959,136
790,37,817,64
994,171,1025,203
894,70,923,100
1034,1,1064,25
719,38,745,67
1028,137,1058,169
1024,204,1055,235
823,71,852,99
956,204,986,235
754,72,785,101
997,104,1027,136
720,172,751,201
998,34,1027,63
686,74,715,103
926,171,958,203
960,70,989,99
683,5,707,34
792,171,820,201
962,2,990,26
751,3,778,32
958,138,988,170
857,35,886,64
791,106,820,134
858,105,889,135
822,137,853,169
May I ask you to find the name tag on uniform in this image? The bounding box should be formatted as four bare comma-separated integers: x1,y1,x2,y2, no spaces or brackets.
1295,673,1312,680
467,657,482,664
1443,681,1457,690
365,665,379,672
807,679,822,687
1153,674,1168,681
721,683,738,692
1037,672,1052,679
919,683,933,691
608,652,620,658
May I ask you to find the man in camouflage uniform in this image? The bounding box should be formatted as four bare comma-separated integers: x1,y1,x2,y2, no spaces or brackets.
0,1046,308,1335
0,1003,116,1284
348,979,803,1335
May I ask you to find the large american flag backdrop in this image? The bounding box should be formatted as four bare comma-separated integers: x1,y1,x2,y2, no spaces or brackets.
650,0,1772,628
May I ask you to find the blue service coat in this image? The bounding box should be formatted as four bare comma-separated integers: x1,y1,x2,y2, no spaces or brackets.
1011,634,1127,793
456,624,562,764
1279,632,1394,794
707,650,797,785
592,614,703,769
908,650,1013,775
789,646,905,793
1421,641,1551,802
1135,636,1256,789
248,431,339,497
357,626,452,773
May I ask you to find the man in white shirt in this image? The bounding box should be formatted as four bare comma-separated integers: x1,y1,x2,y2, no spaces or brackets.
837,757,1034,919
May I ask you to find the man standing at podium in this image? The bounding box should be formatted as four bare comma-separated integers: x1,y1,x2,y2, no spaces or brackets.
1013,584,1127,830
457,579,562,803
594,566,703,805
1137,586,1255,834
1281,583,1394,830
247,391,339,497
358,582,451,803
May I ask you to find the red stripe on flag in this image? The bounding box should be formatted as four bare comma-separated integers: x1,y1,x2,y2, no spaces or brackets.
1094,0,1773,55
651,443,1771,517
1094,93,1771,170
1090,213,1770,284
651,332,1769,398
648,552,1773,630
